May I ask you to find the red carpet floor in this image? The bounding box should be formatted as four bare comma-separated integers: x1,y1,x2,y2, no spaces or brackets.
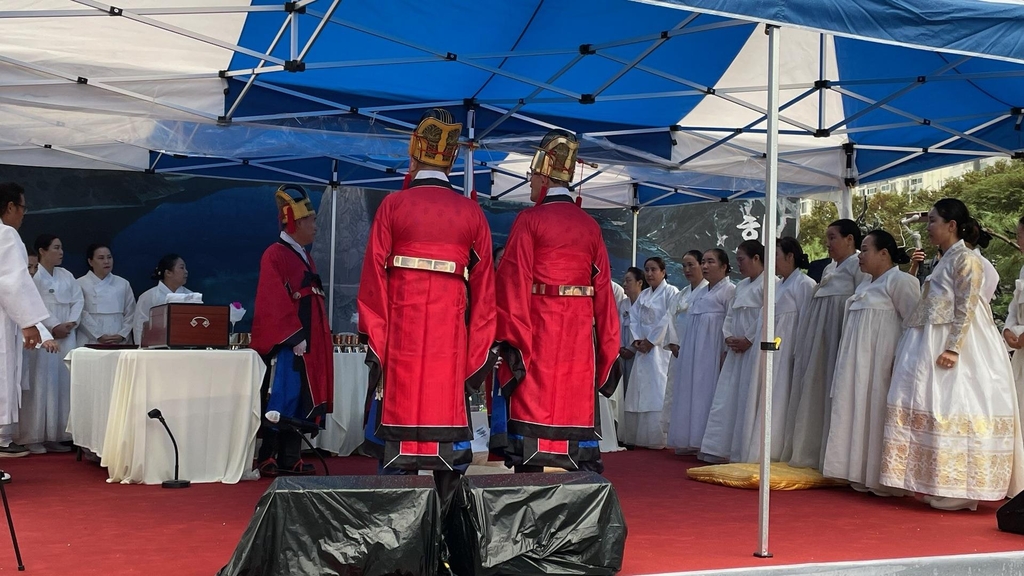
0,449,1021,575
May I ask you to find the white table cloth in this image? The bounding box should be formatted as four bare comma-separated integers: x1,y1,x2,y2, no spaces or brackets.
65,348,124,457
312,352,369,456
97,349,264,485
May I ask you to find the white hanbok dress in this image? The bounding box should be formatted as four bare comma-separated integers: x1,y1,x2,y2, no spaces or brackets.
822,267,920,489
20,266,84,445
598,282,627,453
742,271,815,462
134,282,193,343
622,281,679,448
975,247,999,303
0,224,49,433
664,279,735,452
661,279,709,439
1007,265,1024,413
782,255,869,470
77,271,136,345
880,241,1024,500
701,273,766,463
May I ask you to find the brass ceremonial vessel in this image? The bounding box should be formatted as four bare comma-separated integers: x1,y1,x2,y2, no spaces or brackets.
229,332,251,350
333,333,364,353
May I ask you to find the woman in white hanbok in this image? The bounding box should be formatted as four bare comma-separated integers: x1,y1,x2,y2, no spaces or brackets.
881,199,1024,511
617,267,648,398
1003,217,1024,410
741,237,815,462
20,235,83,453
622,257,679,449
665,249,735,454
783,219,870,470
662,251,708,452
823,231,920,495
700,241,766,463
77,244,136,345
135,254,192,343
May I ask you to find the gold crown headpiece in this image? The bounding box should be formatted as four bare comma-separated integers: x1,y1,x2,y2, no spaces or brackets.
409,108,462,170
275,184,315,233
529,129,579,183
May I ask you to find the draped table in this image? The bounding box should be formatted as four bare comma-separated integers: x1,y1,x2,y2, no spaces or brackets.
66,348,264,485
312,351,369,456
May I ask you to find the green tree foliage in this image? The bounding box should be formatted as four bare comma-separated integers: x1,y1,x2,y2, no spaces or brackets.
799,159,1024,320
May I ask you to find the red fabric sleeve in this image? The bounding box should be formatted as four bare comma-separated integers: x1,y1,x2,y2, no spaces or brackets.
464,207,498,391
494,211,535,394
357,196,393,387
251,247,304,357
591,238,622,396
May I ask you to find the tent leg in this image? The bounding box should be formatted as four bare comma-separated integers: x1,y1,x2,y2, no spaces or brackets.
465,108,476,199
328,179,338,331
839,185,854,219
756,23,782,561
631,206,639,266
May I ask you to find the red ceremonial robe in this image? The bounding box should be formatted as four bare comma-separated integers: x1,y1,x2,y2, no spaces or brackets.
251,239,334,422
495,194,621,471
357,176,496,470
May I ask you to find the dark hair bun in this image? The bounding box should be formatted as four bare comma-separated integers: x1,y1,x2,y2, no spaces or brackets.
890,246,911,265
796,254,810,269
150,267,164,281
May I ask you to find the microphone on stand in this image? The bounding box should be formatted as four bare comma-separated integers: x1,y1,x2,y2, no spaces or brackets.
265,411,330,476
147,409,190,489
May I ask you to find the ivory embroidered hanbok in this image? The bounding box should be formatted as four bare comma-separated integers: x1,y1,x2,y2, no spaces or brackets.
77,271,136,345
741,271,815,461
622,281,679,448
822,267,920,489
661,279,709,441
700,273,765,462
664,279,735,452
1007,265,1024,413
880,241,1024,500
20,266,83,445
782,255,869,469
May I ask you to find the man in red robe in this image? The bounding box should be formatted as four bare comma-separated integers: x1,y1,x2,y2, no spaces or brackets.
494,129,621,473
358,108,496,503
251,184,333,476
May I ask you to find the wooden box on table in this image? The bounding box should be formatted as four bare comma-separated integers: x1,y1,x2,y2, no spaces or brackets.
141,304,230,349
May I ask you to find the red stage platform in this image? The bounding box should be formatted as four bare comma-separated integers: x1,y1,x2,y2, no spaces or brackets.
0,449,1021,575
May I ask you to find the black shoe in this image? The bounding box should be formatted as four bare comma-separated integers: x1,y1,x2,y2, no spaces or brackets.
0,443,29,458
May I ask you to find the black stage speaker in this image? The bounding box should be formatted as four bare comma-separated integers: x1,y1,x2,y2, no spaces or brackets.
998,490,1024,534
446,472,627,576
219,475,440,576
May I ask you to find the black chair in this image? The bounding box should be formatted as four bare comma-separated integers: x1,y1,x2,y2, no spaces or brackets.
0,470,24,571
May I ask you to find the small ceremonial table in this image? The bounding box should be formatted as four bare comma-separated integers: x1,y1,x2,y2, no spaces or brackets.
67,348,264,485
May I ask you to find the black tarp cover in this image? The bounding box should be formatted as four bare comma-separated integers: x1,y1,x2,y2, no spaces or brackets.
446,472,627,575
218,475,440,576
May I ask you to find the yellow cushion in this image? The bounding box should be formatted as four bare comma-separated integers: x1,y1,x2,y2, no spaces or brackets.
687,462,849,490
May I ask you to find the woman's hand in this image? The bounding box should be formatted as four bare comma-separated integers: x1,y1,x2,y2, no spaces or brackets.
1005,329,1019,349
731,338,753,353
667,343,680,358
41,340,59,353
52,324,71,339
99,334,124,345
635,339,654,354
619,346,636,360
936,350,959,370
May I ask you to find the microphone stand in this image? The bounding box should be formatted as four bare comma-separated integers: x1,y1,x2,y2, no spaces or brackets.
148,409,190,489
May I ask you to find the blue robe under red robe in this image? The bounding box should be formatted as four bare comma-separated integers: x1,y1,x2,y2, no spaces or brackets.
251,240,333,425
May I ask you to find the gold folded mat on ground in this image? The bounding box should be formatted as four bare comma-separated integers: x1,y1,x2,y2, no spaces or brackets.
687,462,849,490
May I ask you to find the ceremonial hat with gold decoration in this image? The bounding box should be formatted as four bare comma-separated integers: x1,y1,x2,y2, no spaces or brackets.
275,184,315,234
529,129,579,183
409,108,463,170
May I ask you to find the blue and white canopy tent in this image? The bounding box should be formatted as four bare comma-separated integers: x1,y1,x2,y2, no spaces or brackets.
1,0,1023,557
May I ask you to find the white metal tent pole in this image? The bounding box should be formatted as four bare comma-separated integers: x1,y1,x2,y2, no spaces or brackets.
631,184,639,266
466,108,476,198
839,186,854,219
328,160,339,330
756,23,782,560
